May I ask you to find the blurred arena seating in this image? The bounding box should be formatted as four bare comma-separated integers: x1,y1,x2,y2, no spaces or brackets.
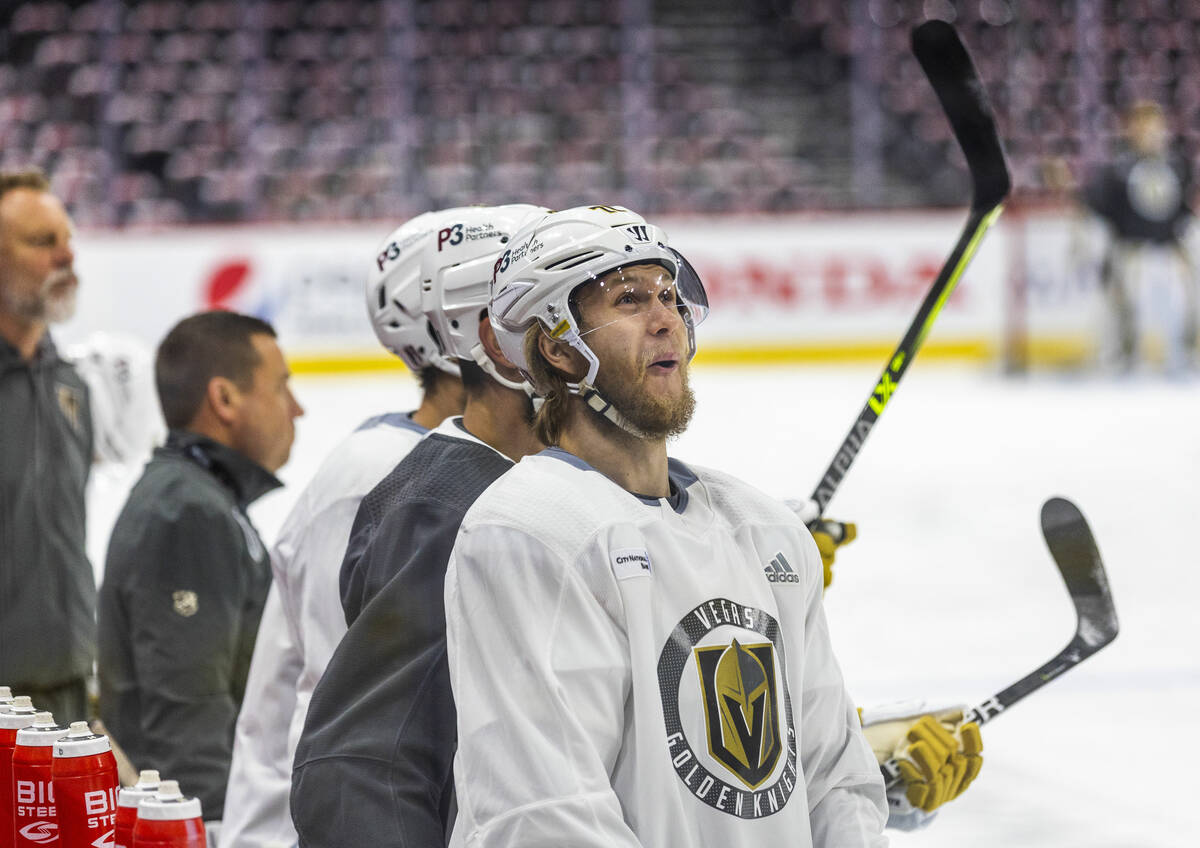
1,0,1195,225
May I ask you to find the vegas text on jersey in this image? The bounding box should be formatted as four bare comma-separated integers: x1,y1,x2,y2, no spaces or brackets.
657,597,798,819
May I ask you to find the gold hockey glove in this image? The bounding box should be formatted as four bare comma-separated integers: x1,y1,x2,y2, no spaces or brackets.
810,519,856,590
860,701,984,829
894,713,983,811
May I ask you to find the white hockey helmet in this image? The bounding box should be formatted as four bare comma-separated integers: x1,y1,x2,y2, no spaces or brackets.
489,204,708,393
67,332,166,466
366,209,473,376
420,203,548,390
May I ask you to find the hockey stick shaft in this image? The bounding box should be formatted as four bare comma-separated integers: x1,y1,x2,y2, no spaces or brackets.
879,634,1097,785
802,21,1010,522
806,204,1002,518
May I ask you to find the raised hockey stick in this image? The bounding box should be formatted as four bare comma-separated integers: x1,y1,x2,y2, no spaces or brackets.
880,496,1120,786
800,21,1011,523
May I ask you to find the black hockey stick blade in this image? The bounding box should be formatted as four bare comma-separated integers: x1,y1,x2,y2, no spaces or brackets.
804,22,1011,520
963,496,1119,725
912,20,1011,211
880,497,1118,786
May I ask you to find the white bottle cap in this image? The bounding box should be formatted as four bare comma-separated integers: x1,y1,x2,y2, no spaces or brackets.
53,720,112,758
15,712,67,746
117,770,161,808
137,780,203,821
157,780,183,801
0,686,12,701
137,769,161,788
0,696,37,730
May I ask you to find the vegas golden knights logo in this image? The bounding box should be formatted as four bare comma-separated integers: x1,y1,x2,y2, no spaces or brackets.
56,383,83,435
657,598,798,819
695,640,781,789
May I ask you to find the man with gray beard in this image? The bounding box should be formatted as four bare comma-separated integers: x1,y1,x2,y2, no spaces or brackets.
0,168,95,724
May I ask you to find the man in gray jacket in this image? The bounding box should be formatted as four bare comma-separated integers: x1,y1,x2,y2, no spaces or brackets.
99,310,302,822
0,169,94,724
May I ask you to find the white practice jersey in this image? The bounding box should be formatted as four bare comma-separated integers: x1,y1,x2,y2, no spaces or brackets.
223,412,429,848
445,449,888,848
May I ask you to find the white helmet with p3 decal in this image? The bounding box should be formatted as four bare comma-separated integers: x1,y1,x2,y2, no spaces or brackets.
366,208,474,377
488,204,708,432
420,203,548,391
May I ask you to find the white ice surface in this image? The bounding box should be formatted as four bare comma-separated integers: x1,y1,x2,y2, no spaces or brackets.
91,363,1200,846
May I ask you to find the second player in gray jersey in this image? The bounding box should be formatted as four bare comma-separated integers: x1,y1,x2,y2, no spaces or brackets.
223,206,532,848
290,204,547,846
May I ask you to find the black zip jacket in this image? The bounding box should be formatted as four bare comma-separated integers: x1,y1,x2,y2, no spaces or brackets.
98,430,279,820
0,333,94,689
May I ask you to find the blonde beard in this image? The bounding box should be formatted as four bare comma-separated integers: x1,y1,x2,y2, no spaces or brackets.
594,359,696,440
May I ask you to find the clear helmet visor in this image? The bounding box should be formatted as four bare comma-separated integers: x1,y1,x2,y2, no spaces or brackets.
561,245,709,344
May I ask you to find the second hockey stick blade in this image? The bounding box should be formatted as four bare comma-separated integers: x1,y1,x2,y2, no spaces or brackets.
805,21,1011,520
880,496,1119,786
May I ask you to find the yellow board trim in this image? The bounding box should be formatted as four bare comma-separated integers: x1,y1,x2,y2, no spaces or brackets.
287,340,998,375
694,339,997,366
286,333,1094,375
288,353,411,375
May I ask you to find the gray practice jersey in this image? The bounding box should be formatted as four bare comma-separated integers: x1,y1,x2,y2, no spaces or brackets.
291,418,513,847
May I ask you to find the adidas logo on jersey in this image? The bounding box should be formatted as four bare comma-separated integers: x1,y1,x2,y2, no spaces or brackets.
764,552,800,583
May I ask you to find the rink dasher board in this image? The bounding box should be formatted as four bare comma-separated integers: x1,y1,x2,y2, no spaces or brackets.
51,210,1151,369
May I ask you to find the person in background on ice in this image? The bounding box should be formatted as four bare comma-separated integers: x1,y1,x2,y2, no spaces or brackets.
0,168,95,725
222,205,534,848
97,311,303,834
1082,99,1198,373
446,204,891,847
289,203,547,847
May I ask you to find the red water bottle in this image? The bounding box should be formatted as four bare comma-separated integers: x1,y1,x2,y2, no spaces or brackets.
131,781,205,848
11,711,68,847
2,697,38,848
52,721,119,848
114,770,160,848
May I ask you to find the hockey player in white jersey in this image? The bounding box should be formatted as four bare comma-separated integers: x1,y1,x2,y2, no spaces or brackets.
444,205,889,847
67,332,166,585
222,206,535,848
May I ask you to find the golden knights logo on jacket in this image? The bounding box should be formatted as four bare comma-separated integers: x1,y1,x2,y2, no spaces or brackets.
55,382,84,435
657,598,798,818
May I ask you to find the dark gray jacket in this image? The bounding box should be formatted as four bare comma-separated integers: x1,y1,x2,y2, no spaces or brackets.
292,424,513,847
0,333,94,689
98,430,279,820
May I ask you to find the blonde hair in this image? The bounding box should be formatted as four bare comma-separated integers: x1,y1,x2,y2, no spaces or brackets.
523,324,574,446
